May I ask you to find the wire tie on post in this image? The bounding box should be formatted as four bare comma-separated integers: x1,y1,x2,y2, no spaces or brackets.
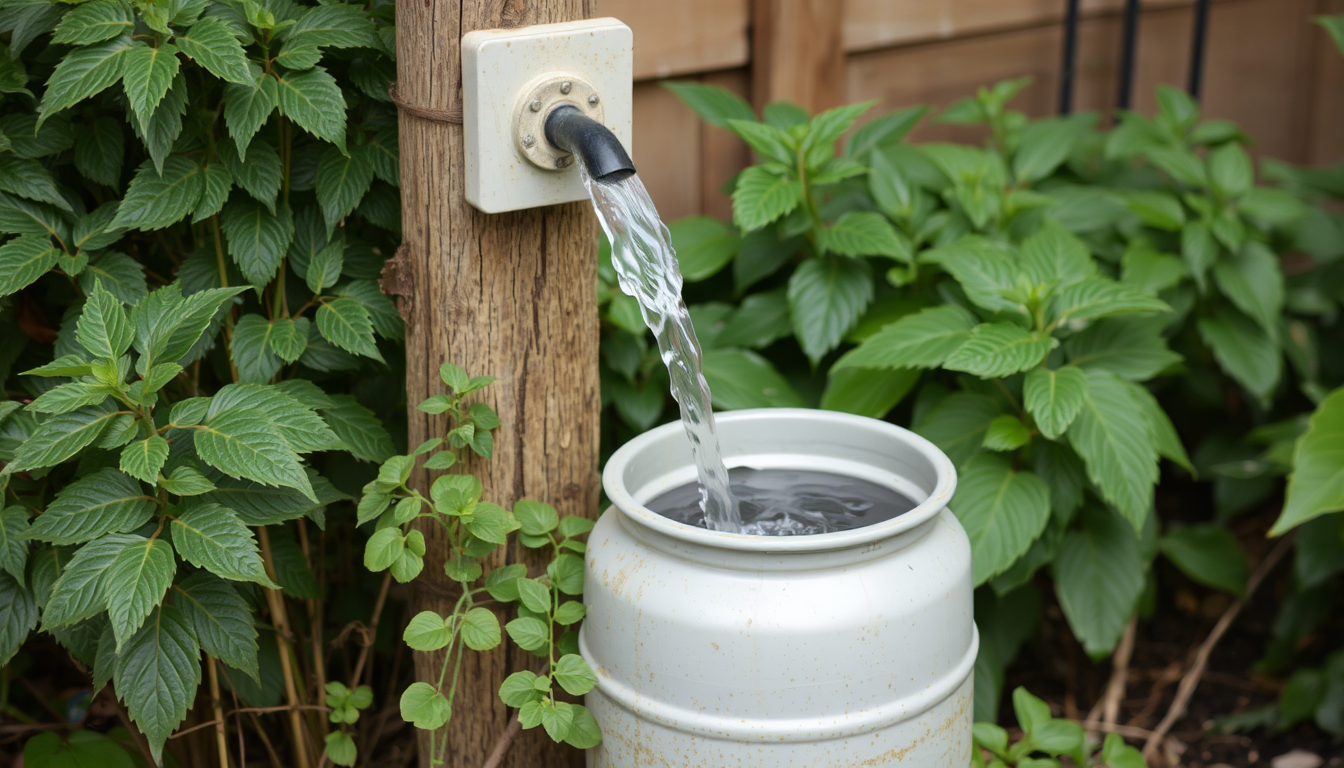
388,82,464,124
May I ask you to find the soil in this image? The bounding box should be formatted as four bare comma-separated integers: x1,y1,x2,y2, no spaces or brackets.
1005,498,1344,768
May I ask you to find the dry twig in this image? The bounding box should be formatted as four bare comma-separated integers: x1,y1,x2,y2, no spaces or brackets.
481,714,523,768
1142,534,1294,760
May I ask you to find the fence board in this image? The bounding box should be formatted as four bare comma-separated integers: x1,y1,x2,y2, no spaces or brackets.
600,0,750,80
845,0,1319,163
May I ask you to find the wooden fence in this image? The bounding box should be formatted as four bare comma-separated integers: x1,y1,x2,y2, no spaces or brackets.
599,0,1344,221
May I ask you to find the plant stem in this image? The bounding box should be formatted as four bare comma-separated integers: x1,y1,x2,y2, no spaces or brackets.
257,527,313,768
207,656,231,768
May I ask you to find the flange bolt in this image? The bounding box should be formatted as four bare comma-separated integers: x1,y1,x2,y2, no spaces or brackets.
556,156,570,168
522,135,536,148
560,81,572,94
588,94,600,106
529,99,542,112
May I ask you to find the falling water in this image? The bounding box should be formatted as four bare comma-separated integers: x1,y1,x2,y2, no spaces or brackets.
578,165,742,533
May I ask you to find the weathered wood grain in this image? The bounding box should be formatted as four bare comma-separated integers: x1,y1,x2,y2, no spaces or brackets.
394,1,600,766
752,0,846,113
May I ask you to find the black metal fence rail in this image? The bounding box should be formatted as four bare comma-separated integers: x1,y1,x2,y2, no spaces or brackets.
1057,0,1214,115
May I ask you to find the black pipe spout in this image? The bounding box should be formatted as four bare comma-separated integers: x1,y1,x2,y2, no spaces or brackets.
544,105,636,184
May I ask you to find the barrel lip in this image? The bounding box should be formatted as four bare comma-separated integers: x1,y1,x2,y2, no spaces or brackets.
601,408,958,554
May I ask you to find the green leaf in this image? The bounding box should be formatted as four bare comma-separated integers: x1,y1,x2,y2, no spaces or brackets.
9,402,123,472
171,503,277,587
52,0,134,44
1021,220,1095,287
1181,221,1218,288
1160,525,1249,595
175,16,253,85
113,604,201,764
306,238,343,294
403,610,452,651
106,536,176,649
316,144,374,231
121,44,180,134
112,156,206,231
0,573,37,668
43,533,141,627
928,237,1020,315
194,411,316,500
221,198,295,287
554,654,598,696
1052,504,1145,655
174,572,258,682
219,137,281,212
75,115,125,186
267,317,309,363
505,616,549,651
1120,190,1185,231
192,163,233,222
514,500,558,536
0,154,72,210
982,414,1029,451
38,36,136,124
700,348,804,409
824,211,908,261
732,166,802,232
0,507,30,582
727,119,795,165
119,436,168,484
944,323,1055,379
845,105,925,158
0,234,60,296
275,66,346,150
787,257,873,364
80,251,148,305
224,75,279,159
1023,366,1087,439
1273,386,1344,535
319,395,393,462
1048,278,1169,324
325,731,356,767
461,607,501,651
951,455,1051,585
77,283,132,359
1063,317,1180,381
29,469,157,545
159,466,216,496
1197,307,1281,405
553,600,586,626
499,670,544,707
1207,142,1253,198
1122,380,1194,473
820,366,919,418
209,381,341,454
1013,116,1089,183
317,297,383,361
1067,369,1159,530
1212,241,1283,335
669,216,739,281
400,682,451,730
915,392,1002,467
1120,245,1187,295
231,314,284,383
661,81,755,128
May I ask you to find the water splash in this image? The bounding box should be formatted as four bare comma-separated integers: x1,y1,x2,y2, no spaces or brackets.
578,166,742,533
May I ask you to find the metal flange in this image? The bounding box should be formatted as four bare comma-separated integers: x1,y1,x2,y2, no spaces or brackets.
512,72,605,170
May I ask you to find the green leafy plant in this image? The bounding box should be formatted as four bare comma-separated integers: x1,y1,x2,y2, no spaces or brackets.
972,688,1145,768
0,0,405,764
354,362,601,765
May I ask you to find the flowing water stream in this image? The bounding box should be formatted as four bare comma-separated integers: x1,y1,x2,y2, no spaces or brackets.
579,166,743,533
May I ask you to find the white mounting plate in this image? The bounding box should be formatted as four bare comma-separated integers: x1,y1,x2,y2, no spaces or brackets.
462,18,633,214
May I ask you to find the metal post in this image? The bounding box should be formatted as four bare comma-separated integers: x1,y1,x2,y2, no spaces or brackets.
1059,0,1082,114
1188,0,1211,99
1117,0,1141,111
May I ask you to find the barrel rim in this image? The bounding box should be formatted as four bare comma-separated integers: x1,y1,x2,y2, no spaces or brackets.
602,408,958,554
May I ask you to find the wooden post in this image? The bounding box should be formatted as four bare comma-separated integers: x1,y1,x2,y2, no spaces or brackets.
391,1,600,766
751,0,846,114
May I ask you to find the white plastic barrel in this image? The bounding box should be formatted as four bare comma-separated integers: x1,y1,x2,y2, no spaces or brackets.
581,408,976,767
